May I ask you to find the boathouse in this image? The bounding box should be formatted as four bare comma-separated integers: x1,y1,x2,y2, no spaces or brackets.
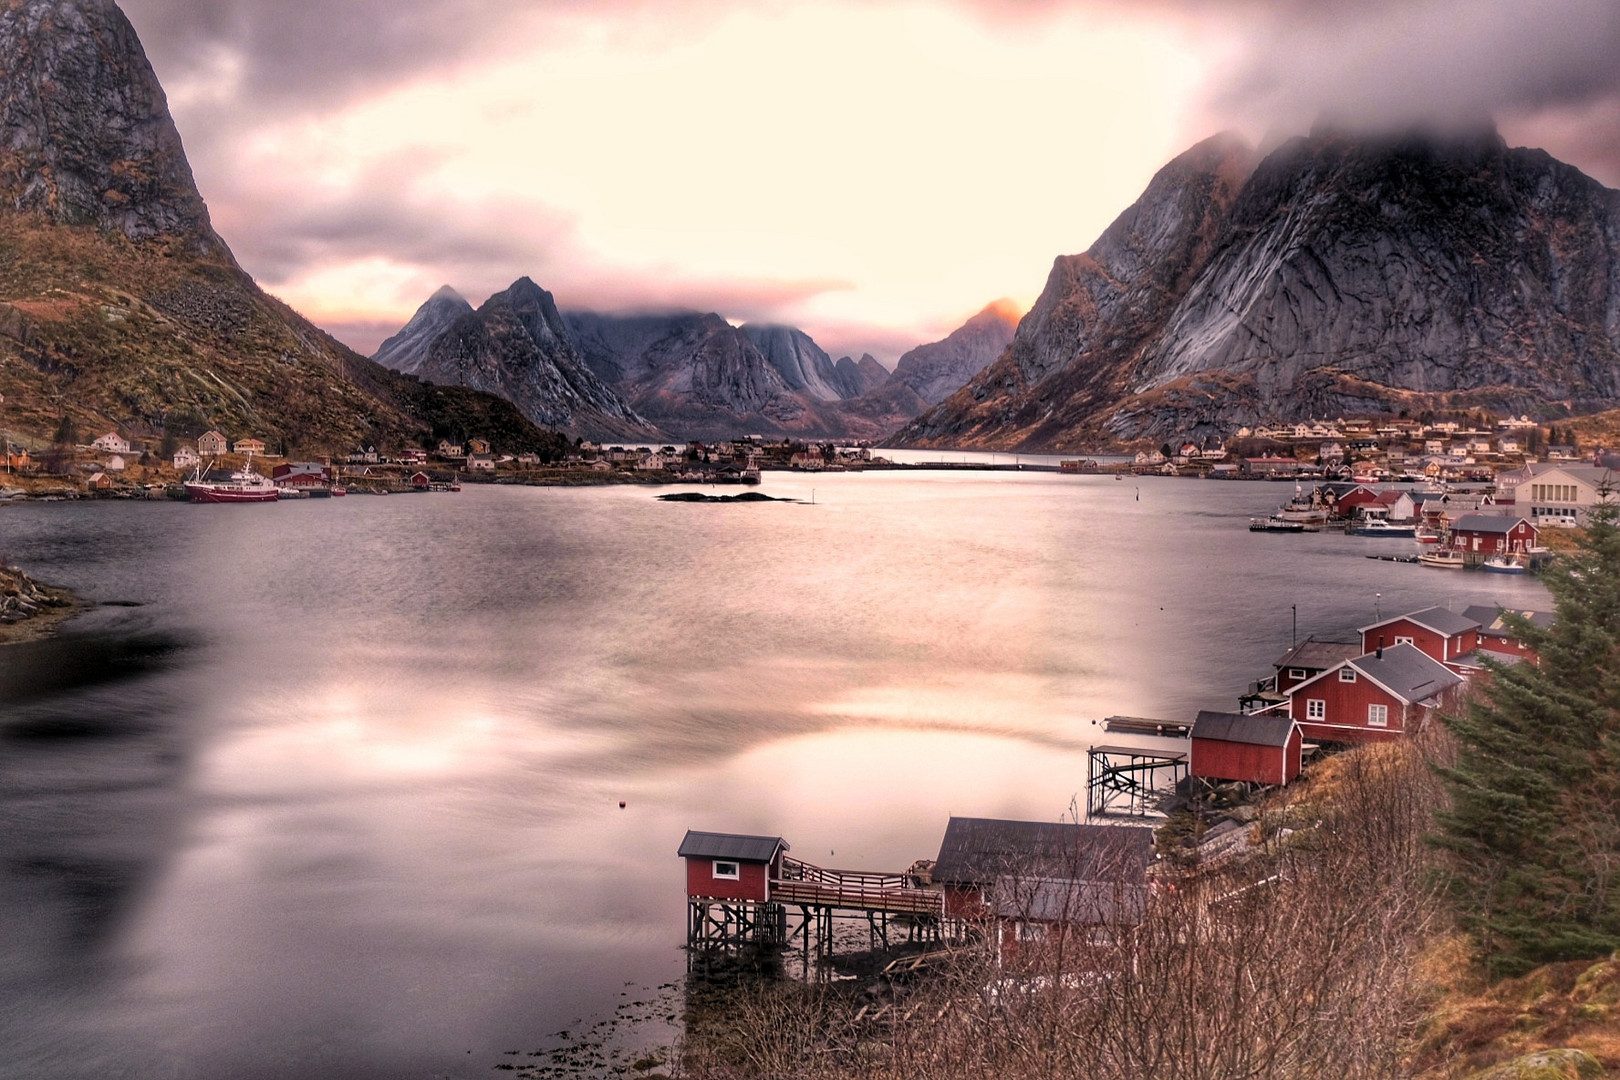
932,817,1154,922
1460,605,1553,661
1189,710,1303,787
678,830,788,903
1449,514,1538,557
1284,643,1462,743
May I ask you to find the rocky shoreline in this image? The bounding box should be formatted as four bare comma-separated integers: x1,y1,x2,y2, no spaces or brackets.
0,563,81,643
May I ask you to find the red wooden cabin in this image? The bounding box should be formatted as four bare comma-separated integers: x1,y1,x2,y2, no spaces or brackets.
1360,606,1481,669
1285,643,1462,743
1189,711,1303,787
1449,514,1538,556
677,831,788,903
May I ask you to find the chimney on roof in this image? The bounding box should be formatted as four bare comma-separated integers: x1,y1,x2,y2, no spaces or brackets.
1377,636,1385,660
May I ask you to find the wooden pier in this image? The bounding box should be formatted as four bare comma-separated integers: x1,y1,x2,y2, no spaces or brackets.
1087,744,1187,817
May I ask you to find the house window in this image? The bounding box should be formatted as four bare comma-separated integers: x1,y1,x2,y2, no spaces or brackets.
1339,668,1357,682
1017,922,1048,942
1306,699,1326,720
1288,668,1307,681
1367,704,1389,727
1395,636,1414,646
713,860,740,880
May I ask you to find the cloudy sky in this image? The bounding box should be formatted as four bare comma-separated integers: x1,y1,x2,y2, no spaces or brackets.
118,0,1620,362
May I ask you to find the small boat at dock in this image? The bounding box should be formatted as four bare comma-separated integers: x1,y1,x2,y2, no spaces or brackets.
1354,519,1416,537
1250,516,1306,532
1418,549,1465,569
1482,553,1527,574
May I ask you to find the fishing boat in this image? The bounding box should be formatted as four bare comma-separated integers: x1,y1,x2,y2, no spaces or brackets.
184,454,278,503
1354,519,1417,537
1418,549,1465,569
1250,516,1306,532
1413,526,1443,545
1275,485,1328,525
1481,553,1527,574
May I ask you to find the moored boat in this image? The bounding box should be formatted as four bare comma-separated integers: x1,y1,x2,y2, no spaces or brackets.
1354,519,1417,537
1250,516,1306,532
184,454,278,503
1418,549,1465,569
1481,553,1527,574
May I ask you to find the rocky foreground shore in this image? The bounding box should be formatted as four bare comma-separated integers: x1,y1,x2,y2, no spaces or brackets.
0,563,79,642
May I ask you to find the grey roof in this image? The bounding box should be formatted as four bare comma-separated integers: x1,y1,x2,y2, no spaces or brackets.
1449,648,1524,670
1451,514,1530,534
1460,605,1556,637
992,876,1147,926
1192,710,1298,748
1367,605,1481,638
1274,636,1363,671
677,830,788,862
933,818,1154,887
1347,643,1463,704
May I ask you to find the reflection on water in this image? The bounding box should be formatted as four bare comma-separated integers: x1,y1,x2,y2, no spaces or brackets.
0,476,1552,1077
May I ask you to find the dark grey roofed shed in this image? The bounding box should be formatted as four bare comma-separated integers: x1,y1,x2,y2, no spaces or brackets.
1191,710,1296,747
677,831,788,862
933,818,1153,887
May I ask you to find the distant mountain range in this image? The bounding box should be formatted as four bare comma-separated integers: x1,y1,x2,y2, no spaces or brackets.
0,0,566,457
374,289,1016,442
896,126,1620,450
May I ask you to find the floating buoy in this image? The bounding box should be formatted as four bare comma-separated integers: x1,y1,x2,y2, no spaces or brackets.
618,800,627,809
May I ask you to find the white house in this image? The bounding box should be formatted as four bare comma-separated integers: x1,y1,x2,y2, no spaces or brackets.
92,432,130,454
173,445,200,470
105,454,126,472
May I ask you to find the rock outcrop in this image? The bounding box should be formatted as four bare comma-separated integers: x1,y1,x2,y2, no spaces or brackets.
896,125,1620,449
416,278,657,440
741,324,853,401
0,0,224,256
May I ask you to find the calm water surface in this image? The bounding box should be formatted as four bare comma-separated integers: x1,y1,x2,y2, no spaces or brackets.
0,472,1551,1078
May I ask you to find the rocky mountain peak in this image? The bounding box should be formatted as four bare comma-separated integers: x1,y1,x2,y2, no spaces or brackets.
0,0,225,255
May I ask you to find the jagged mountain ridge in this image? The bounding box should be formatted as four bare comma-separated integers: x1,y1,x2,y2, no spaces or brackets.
0,0,569,456
896,126,1620,449
887,302,1019,406
374,285,471,375
412,278,658,440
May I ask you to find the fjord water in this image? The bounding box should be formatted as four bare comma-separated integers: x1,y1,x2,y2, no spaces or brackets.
1,473,1550,1079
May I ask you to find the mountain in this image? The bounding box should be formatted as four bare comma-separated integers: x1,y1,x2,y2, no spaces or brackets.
741,324,854,400
896,126,1620,449
410,277,658,440
835,354,890,397
373,285,471,375
0,0,568,457
886,302,1019,406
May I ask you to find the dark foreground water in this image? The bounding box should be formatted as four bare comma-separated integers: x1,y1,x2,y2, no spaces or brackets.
0,471,1550,1078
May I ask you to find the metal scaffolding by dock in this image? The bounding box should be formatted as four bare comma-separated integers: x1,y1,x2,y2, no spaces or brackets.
1087,744,1187,817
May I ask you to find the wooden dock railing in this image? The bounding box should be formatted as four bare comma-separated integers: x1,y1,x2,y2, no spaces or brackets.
772,856,943,916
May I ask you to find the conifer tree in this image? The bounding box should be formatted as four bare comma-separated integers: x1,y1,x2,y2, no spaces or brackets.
1437,494,1620,975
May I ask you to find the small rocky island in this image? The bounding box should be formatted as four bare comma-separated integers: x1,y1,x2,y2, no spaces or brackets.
657,491,791,503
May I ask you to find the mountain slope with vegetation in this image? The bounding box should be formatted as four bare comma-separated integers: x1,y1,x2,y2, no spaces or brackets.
0,0,566,457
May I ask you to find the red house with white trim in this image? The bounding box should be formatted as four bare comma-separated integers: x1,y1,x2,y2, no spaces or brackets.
678,831,788,903
1449,514,1538,557
1360,606,1481,671
1285,643,1463,743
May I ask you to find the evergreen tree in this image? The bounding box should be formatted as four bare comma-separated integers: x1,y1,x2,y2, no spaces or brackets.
1437,494,1620,975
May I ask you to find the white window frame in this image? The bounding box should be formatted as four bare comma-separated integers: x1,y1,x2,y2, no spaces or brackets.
1367,704,1389,728
1394,636,1414,646
1287,668,1307,681
1016,922,1048,942
1339,668,1357,682
1306,699,1326,721
712,860,740,880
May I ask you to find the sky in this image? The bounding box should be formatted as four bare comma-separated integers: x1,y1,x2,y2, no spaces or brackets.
117,0,1620,363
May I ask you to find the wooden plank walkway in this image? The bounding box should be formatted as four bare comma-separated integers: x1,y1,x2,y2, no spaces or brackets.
772,857,943,916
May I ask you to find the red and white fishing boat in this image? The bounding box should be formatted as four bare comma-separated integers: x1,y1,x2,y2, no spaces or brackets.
184,454,279,503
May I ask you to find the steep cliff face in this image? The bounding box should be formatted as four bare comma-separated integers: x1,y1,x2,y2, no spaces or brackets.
373,285,471,375
894,132,1259,448
416,278,657,440
837,353,890,396
0,0,223,254
898,125,1620,449
742,324,854,401
886,302,1019,405
0,0,564,455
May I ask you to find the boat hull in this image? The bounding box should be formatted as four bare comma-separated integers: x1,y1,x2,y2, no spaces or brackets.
185,483,279,503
